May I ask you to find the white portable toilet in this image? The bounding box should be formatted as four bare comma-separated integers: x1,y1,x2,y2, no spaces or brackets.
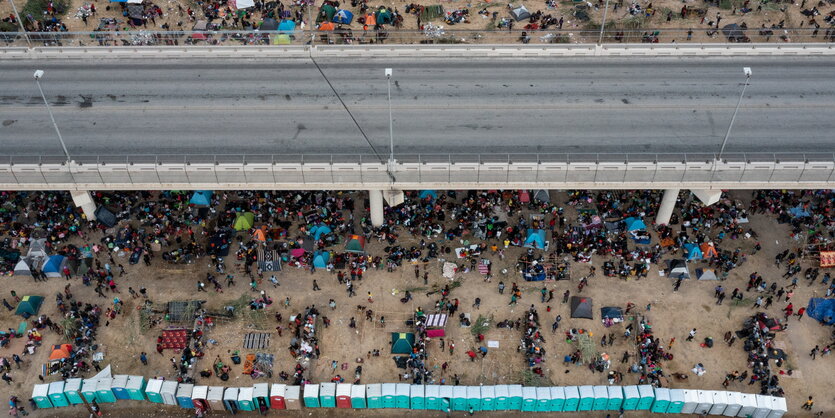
737,393,757,417
206,386,224,411
752,394,772,418
696,390,713,415
766,397,786,418
723,392,743,416
681,389,699,414
160,381,178,405
710,390,728,415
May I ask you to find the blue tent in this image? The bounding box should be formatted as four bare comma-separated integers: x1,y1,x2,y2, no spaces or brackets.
683,243,702,260
42,255,66,276
418,190,438,201
313,251,330,269
624,217,647,232
789,205,811,218
278,19,296,32
190,191,212,206
807,298,835,325
523,229,546,249
333,9,354,24
310,225,333,241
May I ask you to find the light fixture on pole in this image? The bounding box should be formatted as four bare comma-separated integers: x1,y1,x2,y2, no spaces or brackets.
33,70,72,164
385,68,395,171
597,0,611,45
717,67,752,162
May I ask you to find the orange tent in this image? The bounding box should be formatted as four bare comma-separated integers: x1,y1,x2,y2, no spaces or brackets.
49,344,73,361
318,22,335,31
364,13,376,26
700,242,718,259
252,228,267,242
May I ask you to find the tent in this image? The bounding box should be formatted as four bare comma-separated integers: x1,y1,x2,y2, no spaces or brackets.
345,235,366,253
374,7,393,24
318,21,335,31
189,191,212,206
14,260,31,276
252,228,267,242
722,23,746,42
807,298,835,325
390,333,415,354
272,34,292,44
699,242,718,259
333,9,353,24
95,206,117,228
624,217,646,232
418,190,438,201
260,18,278,31
15,295,44,318
233,213,255,231
318,4,336,22
76,258,92,276
570,297,593,319
313,251,330,269
600,306,623,322
42,255,67,278
310,225,333,241
683,244,702,261
510,6,531,21
278,19,296,33
696,268,718,281
533,189,550,203
667,259,690,279
27,238,48,259
49,344,73,361
523,229,546,249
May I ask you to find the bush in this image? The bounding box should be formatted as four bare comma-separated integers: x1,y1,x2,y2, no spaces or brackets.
22,0,69,22
0,21,18,32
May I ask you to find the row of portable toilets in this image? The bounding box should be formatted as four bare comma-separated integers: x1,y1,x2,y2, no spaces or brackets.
32,377,788,417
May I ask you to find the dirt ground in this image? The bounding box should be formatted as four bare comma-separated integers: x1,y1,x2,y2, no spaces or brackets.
0,189,833,418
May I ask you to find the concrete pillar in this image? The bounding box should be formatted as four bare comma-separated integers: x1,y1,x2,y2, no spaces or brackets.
70,190,97,221
655,188,679,226
691,189,722,206
383,190,404,207
369,189,384,227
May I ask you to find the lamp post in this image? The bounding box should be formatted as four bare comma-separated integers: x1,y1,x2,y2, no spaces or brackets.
33,70,72,163
385,68,395,171
717,67,752,162
7,0,31,47
597,0,610,45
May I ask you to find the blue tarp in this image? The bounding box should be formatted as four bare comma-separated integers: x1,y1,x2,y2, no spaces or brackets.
418,190,438,201
333,9,354,24
310,225,333,241
683,243,702,260
789,205,811,218
313,251,330,269
42,255,65,273
190,190,212,206
807,298,835,325
523,229,546,249
278,19,296,32
522,263,545,281
624,217,647,232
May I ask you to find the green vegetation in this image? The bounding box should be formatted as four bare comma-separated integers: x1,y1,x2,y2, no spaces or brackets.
22,0,69,22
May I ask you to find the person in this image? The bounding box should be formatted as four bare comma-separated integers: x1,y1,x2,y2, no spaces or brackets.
810,345,819,360
686,328,697,341
140,352,148,366
498,282,505,294
313,280,320,291
562,290,570,303
796,307,806,320
473,298,481,309
802,396,814,410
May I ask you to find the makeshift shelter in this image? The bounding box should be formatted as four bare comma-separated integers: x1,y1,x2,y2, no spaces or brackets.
789,205,810,218
699,242,718,259
318,4,336,22
696,268,718,281
510,5,531,21
667,259,690,279
14,260,32,276
49,344,73,361
418,190,438,201
683,244,702,260
333,9,353,24
189,191,212,206
391,332,415,354
375,7,393,24
722,23,746,42
94,206,117,228
278,19,296,32
234,0,255,8
27,238,48,259
522,262,546,282
624,217,646,232
310,225,333,241
523,229,546,249
260,18,278,31
570,297,593,319
313,251,330,269
820,251,835,268
233,212,255,231
15,295,44,318
345,235,366,253
807,298,835,325
252,228,267,242
600,306,623,322
533,189,550,203
42,255,67,278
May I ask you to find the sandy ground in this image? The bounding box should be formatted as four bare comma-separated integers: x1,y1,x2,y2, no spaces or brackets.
0,189,833,418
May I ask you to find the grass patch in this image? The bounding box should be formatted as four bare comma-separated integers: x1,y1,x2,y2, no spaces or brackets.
22,0,69,22
470,314,492,336
520,369,554,387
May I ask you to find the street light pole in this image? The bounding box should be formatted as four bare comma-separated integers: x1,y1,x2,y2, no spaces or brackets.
597,0,610,45
385,68,395,169
7,0,31,47
717,67,752,162
33,70,72,163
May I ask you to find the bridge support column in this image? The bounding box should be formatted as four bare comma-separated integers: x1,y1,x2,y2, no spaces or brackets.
691,189,722,206
655,188,679,226
369,190,384,227
70,191,97,222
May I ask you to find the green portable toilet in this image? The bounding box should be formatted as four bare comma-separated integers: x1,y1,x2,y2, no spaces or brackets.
465,386,480,412
223,387,239,413
63,378,83,405
507,385,523,410
593,385,608,410
563,386,580,412
144,379,163,404
578,385,594,411
480,385,495,411
160,381,178,406
637,385,654,410
652,388,671,413
521,387,537,412
452,385,467,411
493,385,509,411
395,383,410,409
438,385,453,412
351,384,366,408
381,383,397,408
237,386,255,411
410,385,425,409
607,386,623,410
424,385,440,410
303,384,320,408
549,387,565,412
96,378,116,403
319,382,336,408
536,387,551,412
110,375,130,401
366,384,382,409
253,383,270,411
668,389,684,414
621,385,639,410
32,384,53,409
126,376,146,401
176,384,194,409
48,381,69,407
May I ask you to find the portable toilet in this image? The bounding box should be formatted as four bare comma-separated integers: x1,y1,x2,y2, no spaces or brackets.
695,390,713,415
452,385,468,411
144,379,163,404
253,383,270,411
521,386,537,412
366,383,383,409
237,386,255,411
336,383,353,408
63,378,84,405
125,376,146,401
381,383,396,408
622,385,640,410
637,385,654,410
668,389,685,413
536,387,551,412
480,385,495,411
191,385,208,411
507,384,523,410
563,386,580,412
752,395,772,418
651,388,670,413
738,393,757,417
607,386,623,410
207,387,224,411
710,390,728,415
351,384,367,409
467,386,482,412
81,379,98,403
409,384,425,409
32,384,53,409
438,385,453,412
269,384,286,409
767,396,787,418
319,382,336,408
395,383,410,409
723,391,743,416
285,385,301,410
424,385,439,410
303,383,320,408
681,389,699,414
578,385,595,411
110,375,129,400
593,385,608,410
48,381,69,407
96,378,116,403
493,385,509,411
549,387,565,412
223,387,239,413
176,383,194,408
160,381,178,406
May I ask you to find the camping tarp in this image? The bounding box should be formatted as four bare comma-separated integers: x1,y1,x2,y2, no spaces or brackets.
49,344,73,361
789,205,810,218
570,296,593,319
95,206,117,228
257,247,281,272
821,251,835,268
533,189,550,203
683,244,702,260
667,259,690,279
807,298,835,325
345,235,366,253
15,295,44,317
313,251,330,269
510,5,530,21
14,260,31,276
624,217,646,232
600,306,623,321
418,190,438,201
233,213,255,231
333,9,353,24
189,191,212,206
696,268,718,281
390,332,415,354
523,229,546,249
42,255,67,277
722,23,745,41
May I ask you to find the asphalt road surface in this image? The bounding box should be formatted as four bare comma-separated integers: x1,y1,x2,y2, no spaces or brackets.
1,57,834,159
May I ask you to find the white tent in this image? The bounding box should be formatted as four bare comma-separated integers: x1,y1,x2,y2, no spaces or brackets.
696,268,718,281
14,260,31,276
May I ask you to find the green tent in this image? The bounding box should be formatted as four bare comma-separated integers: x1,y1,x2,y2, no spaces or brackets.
233,212,255,231
345,235,366,253
15,295,44,318
317,4,336,23
391,332,414,354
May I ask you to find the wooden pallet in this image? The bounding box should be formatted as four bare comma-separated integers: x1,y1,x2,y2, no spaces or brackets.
243,332,270,349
